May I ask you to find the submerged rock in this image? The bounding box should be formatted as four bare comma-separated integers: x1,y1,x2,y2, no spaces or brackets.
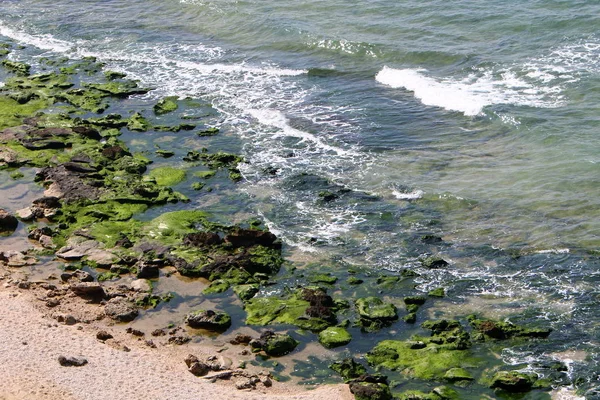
329,358,367,382
468,315,552,340
355,297,398,331
185,309,232,331
348,381,392,400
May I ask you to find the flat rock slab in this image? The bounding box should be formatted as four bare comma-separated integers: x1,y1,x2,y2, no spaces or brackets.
69,282,106,298
104,298,139,322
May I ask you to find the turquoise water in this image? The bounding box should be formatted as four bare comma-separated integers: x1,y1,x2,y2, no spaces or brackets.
1,0,600,396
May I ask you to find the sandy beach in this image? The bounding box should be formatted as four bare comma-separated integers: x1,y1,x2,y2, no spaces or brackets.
0,271,352,400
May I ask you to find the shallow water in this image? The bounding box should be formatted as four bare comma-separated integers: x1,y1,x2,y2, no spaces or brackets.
1,0,600,397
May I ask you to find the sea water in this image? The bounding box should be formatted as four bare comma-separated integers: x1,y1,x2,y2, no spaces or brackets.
1,0,599,396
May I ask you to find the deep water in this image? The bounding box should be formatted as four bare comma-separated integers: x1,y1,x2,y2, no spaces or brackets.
1,0,600,397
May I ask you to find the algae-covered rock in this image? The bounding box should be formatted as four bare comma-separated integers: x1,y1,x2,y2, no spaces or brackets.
83,80,150,97
329,358,367,382
467,315,552,340
420,256,449,269
250,331,299,357
355,297,398,331
428,287,445,297
490,371,538,392
443,367,474,383
2,60,30,76
127,112,151,132
185,309,232,331
318,326,352,348
348,382,392,400
148,166,187,187
309,273,338,284
264,333,299,356
233,283,260,302
154,97,179,115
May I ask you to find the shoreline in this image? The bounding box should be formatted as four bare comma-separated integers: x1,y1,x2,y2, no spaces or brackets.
0,41,589,400
0,269,352,400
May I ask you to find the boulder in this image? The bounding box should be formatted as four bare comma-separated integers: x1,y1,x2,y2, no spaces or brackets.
70,282,105,298
348,382,392,400
490,371,538,392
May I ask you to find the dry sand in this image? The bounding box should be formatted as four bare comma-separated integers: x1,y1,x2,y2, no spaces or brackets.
0,277,352,400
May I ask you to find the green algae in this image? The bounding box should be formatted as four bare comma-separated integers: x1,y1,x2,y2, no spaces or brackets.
467,315,552,341
0,96,52,130
366,339,478,380
329,358,367,382
355,297,398,331
104,71,127,81
127,112,151,132
1,60,30,76
148,166,187,187
83,80,150,97
154,97,178,115
194,170,216,179
309,273,338,284
318,326,352,348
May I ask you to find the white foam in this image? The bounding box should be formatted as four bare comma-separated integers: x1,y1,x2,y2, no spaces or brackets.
392,188,424,200
246,109,355,156
0,23,72,53
376,67,487,116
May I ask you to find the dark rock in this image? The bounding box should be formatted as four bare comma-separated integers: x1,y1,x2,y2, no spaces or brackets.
64,161,98,174
223,228,280,249
0,209,18,233
101,145,130,160
329,358,367,382
28,226,54,241
254,331,299,357
104,298,139,322
348,381,392,400
96,330,113,341
421,257,449,269
58,356,88,367
182,232,222,247
230,333,253,345
135,261,160,279
185,309,231,331
126,327,145,337
168,336,191,345
185,354,210,377
72,126,101,140
69,282,106,299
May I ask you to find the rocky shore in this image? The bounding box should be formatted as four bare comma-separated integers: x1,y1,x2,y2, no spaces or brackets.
0,42,584,399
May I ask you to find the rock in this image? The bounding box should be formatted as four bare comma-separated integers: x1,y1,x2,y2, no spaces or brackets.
185,309,232,331
58,356,88,367
348,382,392,400
403,296,427,305
135,261,159,279
443,367,474,382
182,231,222,247
329,358,367,382
262,331,298,357
223,228,280,249
184,354,210,377
126,327,144,337
0,209,18,233
168,336,191,345
15,207,34,221
96,330,113,341
490,371,538,392
86,250,119,268
467,315,552,340
0,251,37,267
420,257,449,269
230,333,253,345
130,279,152,292
318,326,352,349
104,298,138,322
70,282,105,298
355,297,398,331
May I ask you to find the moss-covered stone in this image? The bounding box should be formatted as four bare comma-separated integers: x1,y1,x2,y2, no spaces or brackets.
443,367,474,383
2,60,31,76
197,127,219,136
83,80,150,97
154,97,179,115
263,333,299,356
355,297,398,331
329,358,367,382
490,371,538,393
127,112,151,132
233,283,260,302
420,257,449,269
348,382,392,400
104,71,127,80
318,326,352,348
309,273,338,284
148,166,187,187
428,287,445,297
467,315,552,340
